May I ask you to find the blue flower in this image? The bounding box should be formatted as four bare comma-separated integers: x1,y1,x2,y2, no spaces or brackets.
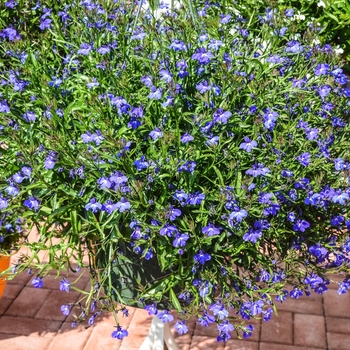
293,219,310,232
191,48,213,65
134,156,149,171
180,133,194,144
157,310,174,323
115,198,131,212
149,128,163,141
246,163,270,177
159,69,172,83
314,63,330,76
297,152,311,166
243,229,262,243
202,224,220,237
174,320,188,334
173,233,189,248
61,304,70,316
0,100,10,113
59,278,71,293
166,206,182,221
213,109,232,124
24,196,40,211
284,8,294,17
148,87,163,100
239,137,257,152
145,303,158,315
0,196,8,210
332,191,349,205
285,40,303,54
194,250,211,265
196,80,211,94
77,43,92,55
209,302,229,320
85,198,102,213
111,326,128,340
196,310,215,326
32,277,43,288
229,208,248,223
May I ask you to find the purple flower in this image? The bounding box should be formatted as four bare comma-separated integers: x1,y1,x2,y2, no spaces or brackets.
169,39,187,51
22,111,36,122
192,48,214,65
306,128,318,141
181,133,194,144
159,69,172,83
285,8,294,17
229,208,248,223
5,185,19,197
196,80,211,94
158,310,174,323
332,191,349,205
85,198,102,213
61,304,70,316
149,128,163,141
0,100,10,113
263,109,278,130
186,192,205,205
174,320,188,334
213,109,232,124
285,40,303,54
59,278,71,293
97,46,110,55
40,18,52,30
134,156,149,171
297,152,311,166
77,43,92,55
178,160,196,173
318,85,332,99
145,303,158,315
166,206,182,221
173,233,189,248
243,229,262,243
111,326,128,340
290,287,303,299
115,198,131,212
210,302,229,320
293,219,310,232
141,75,153,87
0,197,8,210
102,200,118,214
334,158,349,171
194,250,211,265
159,224,178,237
148,87,163,100
246,163,270,177
44,152,58,170
202,224,220,237
196,311,215,327
239,137,258,152
0,27,20,41
24,196,40,211
144,248,153,260
5,0,18,9
32,277,43,288
315,63,330,76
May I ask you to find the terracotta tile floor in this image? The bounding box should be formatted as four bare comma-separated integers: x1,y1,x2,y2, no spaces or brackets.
1,269,350,350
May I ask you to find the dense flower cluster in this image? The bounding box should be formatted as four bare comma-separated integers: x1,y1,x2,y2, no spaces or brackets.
1,0,350,342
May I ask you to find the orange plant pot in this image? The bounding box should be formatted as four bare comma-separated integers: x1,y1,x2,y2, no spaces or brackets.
0,256,10,298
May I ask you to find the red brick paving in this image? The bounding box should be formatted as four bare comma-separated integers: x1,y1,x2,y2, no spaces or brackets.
1,264,350,349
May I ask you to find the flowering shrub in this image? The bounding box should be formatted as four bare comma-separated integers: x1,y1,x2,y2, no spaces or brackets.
1,0,350,343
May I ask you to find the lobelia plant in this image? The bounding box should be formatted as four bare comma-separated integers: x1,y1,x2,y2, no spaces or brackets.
1,0,350,343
